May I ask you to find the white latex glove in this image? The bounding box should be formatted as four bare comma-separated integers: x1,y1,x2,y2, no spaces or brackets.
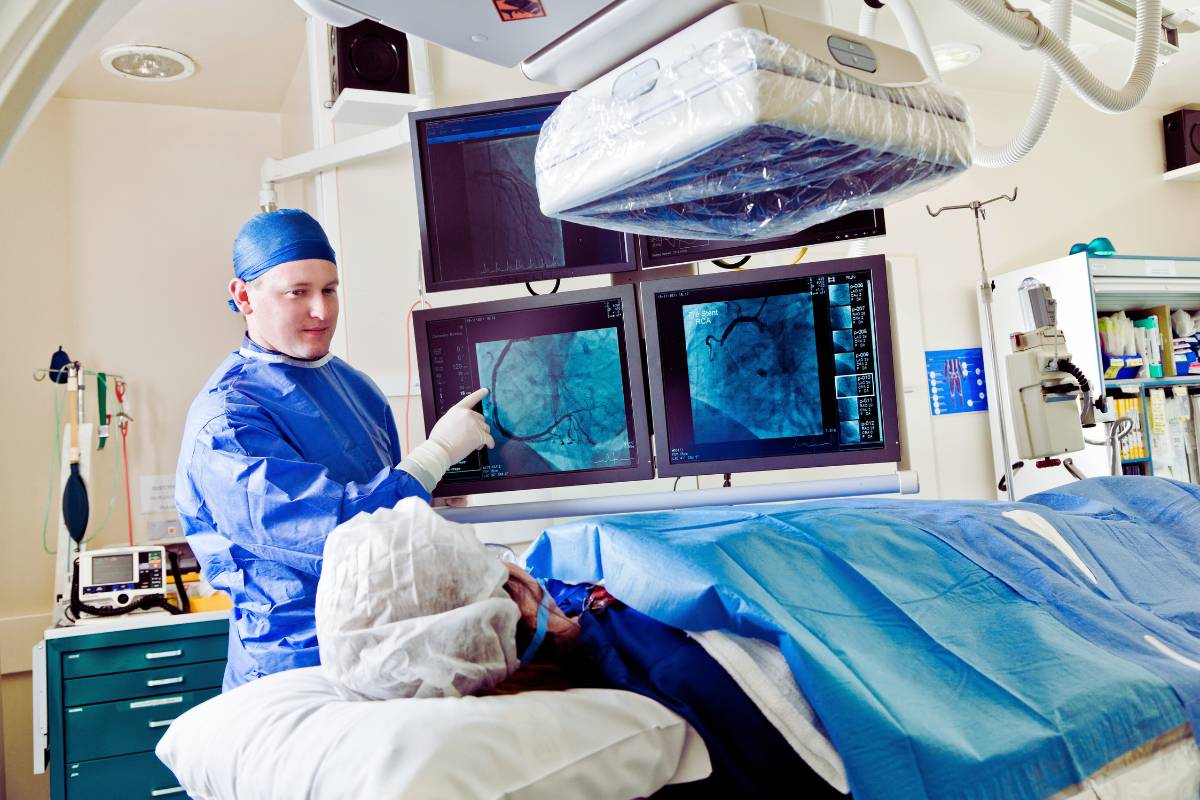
399,388,495,493
430,387,495,461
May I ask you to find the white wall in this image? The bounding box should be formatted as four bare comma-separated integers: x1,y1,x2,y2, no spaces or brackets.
0,95,281,800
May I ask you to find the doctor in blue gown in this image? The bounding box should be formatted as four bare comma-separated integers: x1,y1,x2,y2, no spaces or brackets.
176,209,494,690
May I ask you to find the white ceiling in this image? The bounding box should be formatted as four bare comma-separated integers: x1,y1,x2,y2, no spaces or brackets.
55,0,307,113
54,0,1200,113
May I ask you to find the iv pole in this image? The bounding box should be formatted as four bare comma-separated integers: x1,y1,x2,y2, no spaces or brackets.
926,188,1019,502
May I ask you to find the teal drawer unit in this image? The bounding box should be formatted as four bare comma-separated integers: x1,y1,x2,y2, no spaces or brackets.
65,660,227,707
62,633,226,679
43,617,229,800
66,750,191,800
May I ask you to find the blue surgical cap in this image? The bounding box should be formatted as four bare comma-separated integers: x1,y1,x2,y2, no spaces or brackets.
228,209,336,310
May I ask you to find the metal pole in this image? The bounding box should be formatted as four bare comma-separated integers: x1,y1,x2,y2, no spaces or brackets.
974,210,1016,501
926,188,1018,501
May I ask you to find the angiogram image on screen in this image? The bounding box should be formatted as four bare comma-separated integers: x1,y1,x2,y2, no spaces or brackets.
463,137,565,274
475,328,633,476
682,294,822,443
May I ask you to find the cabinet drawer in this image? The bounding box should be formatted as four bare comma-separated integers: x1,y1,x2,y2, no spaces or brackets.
65,660,225,706
63,634,227,679
66,749,191,800
65,687,220,762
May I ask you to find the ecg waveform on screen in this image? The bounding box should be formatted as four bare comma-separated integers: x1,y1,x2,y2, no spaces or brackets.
462,136,565,275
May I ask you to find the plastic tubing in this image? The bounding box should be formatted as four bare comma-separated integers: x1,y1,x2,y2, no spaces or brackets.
972,0,1073,167
948,0,1161,114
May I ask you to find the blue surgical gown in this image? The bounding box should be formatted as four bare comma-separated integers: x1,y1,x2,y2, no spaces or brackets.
176,338,429,690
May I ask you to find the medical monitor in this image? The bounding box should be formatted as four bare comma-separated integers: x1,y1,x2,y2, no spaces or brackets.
637,209,886,269
410,93,637,292
642,255,900,477
412,285,653,496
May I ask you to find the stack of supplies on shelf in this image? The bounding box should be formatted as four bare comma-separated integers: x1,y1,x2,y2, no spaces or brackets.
1170,309,1200,376
1147,386,1198,482
1132,316,1164,379
1097,311,1147,379
1113,396,1148,462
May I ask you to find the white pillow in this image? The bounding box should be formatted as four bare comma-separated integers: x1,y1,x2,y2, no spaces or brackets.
157,666,711,800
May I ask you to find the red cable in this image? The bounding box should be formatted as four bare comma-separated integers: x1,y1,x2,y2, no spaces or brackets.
121,423,132,545
115,381,134,545
404,299,433,453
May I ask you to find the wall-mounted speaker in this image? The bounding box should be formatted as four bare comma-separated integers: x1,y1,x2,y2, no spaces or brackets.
1163,108,1200,172
330,19,410,101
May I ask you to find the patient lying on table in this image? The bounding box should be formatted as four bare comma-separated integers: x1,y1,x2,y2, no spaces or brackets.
313,497,841,796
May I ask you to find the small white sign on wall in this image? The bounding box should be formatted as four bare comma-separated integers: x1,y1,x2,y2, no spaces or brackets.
140,474,177,515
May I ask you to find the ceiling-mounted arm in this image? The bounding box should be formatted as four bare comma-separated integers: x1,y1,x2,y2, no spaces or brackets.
0,0,139,165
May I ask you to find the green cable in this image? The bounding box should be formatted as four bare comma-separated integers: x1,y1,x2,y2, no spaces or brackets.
86,378,121,542
41,383,66,555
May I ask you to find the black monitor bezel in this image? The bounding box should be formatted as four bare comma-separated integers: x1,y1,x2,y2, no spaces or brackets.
409,92,639,293
641,255,901,478
412,284,654,496
636,209,887,269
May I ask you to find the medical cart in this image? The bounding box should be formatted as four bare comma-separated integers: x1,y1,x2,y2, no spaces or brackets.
33,611,229,800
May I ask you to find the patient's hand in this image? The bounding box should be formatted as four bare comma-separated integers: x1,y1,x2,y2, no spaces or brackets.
502,562,581,646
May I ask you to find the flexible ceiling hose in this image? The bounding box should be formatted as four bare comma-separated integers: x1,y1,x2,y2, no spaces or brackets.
862,0,1156,166
948,0,1162,113
972,0,1072,167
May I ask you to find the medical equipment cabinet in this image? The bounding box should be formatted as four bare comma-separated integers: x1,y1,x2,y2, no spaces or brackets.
34,611,229,800
981,252,1200,498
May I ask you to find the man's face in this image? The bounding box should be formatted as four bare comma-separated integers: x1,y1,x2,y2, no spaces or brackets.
231,259,339,360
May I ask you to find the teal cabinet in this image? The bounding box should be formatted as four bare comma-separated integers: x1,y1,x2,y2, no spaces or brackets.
65,750,191,800
41,617,228,800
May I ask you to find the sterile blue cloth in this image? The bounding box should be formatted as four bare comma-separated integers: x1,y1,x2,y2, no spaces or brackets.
176,337,428,690
228,209,336,310
886,477,1200,745
524,478,1194,800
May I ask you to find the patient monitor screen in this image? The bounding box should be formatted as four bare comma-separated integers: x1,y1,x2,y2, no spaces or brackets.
418,292,647,494
413,95,634,292
648,258,897,475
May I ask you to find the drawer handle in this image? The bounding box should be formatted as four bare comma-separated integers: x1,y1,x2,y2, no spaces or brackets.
146,676,185,687
145,649,184,660
131,696,183,710
147,718,177,729
150,787,186,796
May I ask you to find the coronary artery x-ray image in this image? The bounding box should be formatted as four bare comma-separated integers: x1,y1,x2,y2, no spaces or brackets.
462,137,564,274
683,293,822,442
475,328,632,474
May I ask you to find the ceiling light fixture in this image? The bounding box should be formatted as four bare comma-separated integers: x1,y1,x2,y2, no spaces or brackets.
100,45,195,81
931,42,983,73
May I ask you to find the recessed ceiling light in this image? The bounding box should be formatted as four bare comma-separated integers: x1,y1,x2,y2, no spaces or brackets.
931,42,982,74
100,45,196,82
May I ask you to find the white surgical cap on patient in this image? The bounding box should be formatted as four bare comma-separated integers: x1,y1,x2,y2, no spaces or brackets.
315,497,520,701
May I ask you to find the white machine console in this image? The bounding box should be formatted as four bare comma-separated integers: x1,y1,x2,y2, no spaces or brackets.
77,545,168,610
1004,278,1101,466
1006,328,1086,460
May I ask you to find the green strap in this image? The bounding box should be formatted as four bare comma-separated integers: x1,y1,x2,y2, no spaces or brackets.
97,372,108,449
